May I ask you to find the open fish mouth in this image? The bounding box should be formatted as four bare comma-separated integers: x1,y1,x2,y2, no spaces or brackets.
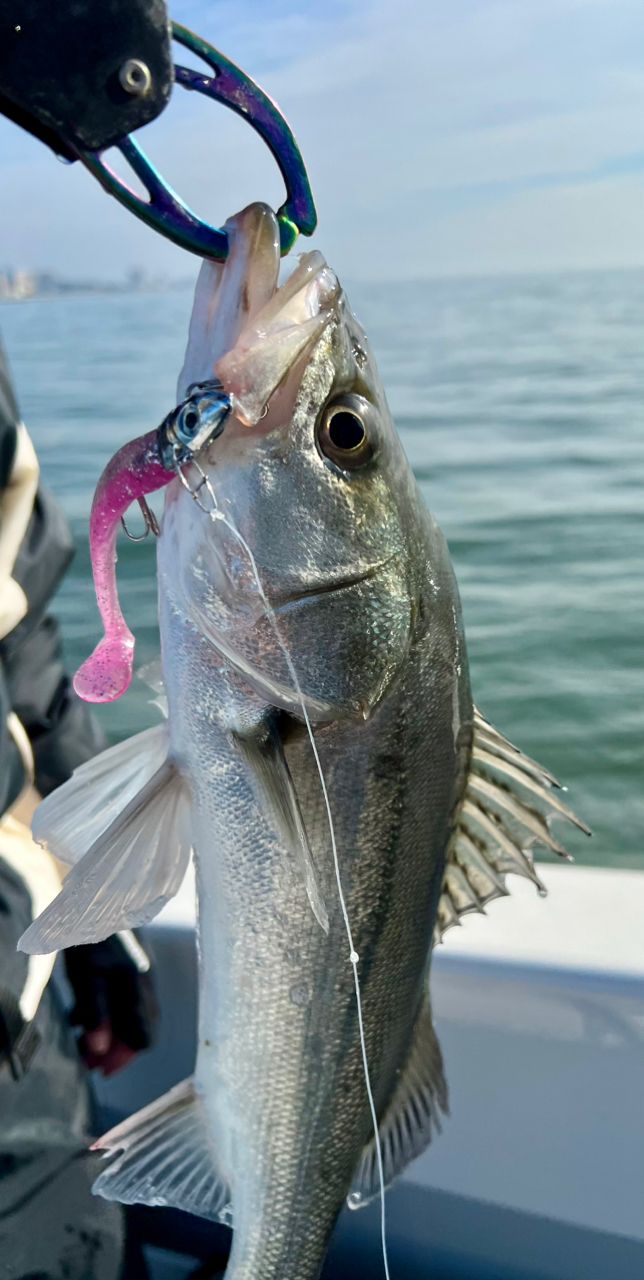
177,202,340,429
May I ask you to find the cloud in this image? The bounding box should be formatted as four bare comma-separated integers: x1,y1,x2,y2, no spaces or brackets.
2,0,644,279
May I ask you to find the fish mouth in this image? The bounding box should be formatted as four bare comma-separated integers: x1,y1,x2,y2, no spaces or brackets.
177,202,340,428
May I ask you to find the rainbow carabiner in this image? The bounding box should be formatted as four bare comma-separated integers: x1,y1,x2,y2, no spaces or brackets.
75,22,317,261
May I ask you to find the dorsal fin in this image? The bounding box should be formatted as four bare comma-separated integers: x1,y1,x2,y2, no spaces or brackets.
348,995,447,1209
435,708,590,944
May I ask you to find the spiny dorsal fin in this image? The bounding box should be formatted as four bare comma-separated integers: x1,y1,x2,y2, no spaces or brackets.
348,996,447,1209
434,708,590,945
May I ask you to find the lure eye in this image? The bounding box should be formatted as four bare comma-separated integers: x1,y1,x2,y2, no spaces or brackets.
176,404,200,441
317,395,375,471
160,386,230,468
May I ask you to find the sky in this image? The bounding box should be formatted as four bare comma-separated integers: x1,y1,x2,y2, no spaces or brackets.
3,0,644,281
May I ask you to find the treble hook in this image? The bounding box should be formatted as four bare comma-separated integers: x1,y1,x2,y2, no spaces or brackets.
121,496,160,541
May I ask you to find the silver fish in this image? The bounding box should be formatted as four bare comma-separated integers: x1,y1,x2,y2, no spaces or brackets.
20,203,588,1280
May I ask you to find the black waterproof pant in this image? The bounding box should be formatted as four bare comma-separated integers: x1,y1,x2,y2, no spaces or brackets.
0,855,128,1280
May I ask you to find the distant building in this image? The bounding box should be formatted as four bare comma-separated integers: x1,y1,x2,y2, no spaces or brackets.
12,270,36,300
0,269,37,301
0,265,183,300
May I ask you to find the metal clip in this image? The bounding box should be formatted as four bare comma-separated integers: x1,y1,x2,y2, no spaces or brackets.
175,455,219,518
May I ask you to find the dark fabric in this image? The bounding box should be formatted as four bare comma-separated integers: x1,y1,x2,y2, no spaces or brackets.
0,348,151,1277
0,339,19,489
0,339,107,798
0,665,24,816
11,485,75,621
0,1143,127,1280
65,940,157,1057
0,857,126,1280
0,858,31,999
0,612,107,797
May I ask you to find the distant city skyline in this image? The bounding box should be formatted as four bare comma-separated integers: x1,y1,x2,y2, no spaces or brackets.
2,0,644,283
0,265,188,302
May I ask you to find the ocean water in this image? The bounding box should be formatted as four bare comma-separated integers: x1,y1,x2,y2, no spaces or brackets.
1,270,641,870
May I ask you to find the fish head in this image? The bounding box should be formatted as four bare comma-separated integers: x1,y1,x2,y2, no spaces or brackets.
162,204,423,723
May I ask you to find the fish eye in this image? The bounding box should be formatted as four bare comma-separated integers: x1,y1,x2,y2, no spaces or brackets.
317,394,375,471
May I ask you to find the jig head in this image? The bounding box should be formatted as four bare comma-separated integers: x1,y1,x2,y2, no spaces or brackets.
73,383,231,704
158,379,230,468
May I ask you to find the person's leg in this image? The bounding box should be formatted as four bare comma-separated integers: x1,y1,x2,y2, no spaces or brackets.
0,847,130,1279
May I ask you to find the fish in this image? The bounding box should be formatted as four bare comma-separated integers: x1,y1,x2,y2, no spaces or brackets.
19,202,589,1280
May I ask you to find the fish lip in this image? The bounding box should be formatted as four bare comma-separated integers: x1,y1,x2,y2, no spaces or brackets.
269,557,396,609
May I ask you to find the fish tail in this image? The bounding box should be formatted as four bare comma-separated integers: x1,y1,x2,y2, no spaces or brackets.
19,723,192,953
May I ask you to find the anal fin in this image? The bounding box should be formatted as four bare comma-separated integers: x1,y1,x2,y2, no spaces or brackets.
92,1078,231,1224
348,996,447,1210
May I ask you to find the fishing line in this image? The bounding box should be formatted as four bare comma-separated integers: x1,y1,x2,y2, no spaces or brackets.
183,461,391,1280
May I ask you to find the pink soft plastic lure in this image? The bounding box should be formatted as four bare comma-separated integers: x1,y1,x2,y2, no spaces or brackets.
73,432,171,703
73,379,232,705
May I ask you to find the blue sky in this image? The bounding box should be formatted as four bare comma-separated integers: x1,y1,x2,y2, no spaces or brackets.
3,0,644,280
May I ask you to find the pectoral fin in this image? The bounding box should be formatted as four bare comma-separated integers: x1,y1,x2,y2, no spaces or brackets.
233,714,329,933
31,724,168,867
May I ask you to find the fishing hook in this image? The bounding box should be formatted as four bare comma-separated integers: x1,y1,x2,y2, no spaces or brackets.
120,496,160,541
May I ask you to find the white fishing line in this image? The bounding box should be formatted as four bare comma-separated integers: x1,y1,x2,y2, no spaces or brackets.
185,463,391,1280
